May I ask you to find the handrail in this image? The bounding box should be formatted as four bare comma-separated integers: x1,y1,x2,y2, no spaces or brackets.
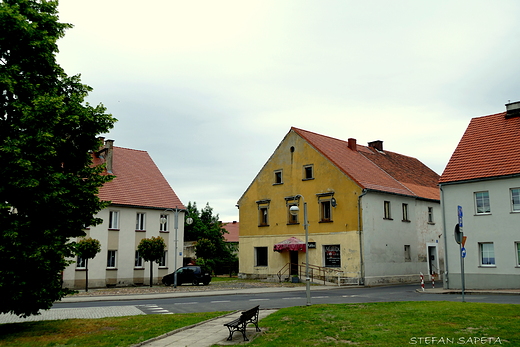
278,262,350,285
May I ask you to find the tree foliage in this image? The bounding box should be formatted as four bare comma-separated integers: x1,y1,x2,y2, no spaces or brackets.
0,0,116,316
75,237,101,292
137,236,166,287
186,202,237,274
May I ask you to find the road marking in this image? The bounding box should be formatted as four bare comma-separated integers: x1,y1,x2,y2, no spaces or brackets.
211,300,231,303
282,297,303,300
175,302,198,305
249,298,270,301
311,296,329,299
342,295,359,297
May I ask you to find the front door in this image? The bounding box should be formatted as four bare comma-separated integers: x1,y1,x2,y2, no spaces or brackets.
290,251,299,275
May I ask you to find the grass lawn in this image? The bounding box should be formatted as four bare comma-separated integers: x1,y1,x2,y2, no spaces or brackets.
1,302,518,346
0,311,227,347
246,302,519,346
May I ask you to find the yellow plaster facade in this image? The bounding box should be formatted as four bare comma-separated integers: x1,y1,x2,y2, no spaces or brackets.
238,130,363,280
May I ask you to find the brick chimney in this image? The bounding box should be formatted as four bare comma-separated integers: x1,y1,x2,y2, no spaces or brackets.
105,139,114,174
368,140,383,151
505,101,520,118
347,138,357,151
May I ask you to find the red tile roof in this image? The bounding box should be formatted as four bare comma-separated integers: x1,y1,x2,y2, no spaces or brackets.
222,221,239,242
439,112,520,183
292,127,440,200
94,146,185,209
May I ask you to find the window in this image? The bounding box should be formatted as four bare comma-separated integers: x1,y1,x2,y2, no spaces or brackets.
303,165,314,180
107,250,117,268
108,210,119,229
160,214,169,232
159,251,167,267
135,251,143,268
77,256,86,269
317,193,334,222
479,243,495,266
255,247,268,266
475,191,491,214
404,245,411,262
256,200,270,227
287,203,299,224
516,242,520,266
384,201,392,219
511,188,520,212
402,203,409,222
428,207,434,223
320,200,332,222
324,245,341,267
136,212,146,231
274,170,283,184
259,206,268,226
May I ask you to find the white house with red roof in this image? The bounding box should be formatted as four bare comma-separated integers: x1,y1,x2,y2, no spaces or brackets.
440,102,520,290
62,139,186,289
237,127,443,285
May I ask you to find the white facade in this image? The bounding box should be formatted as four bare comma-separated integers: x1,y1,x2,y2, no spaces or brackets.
441,177,520,289
63,206,185,289
361,192,443,286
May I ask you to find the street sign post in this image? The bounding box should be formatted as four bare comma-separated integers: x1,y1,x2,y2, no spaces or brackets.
456,206,465,302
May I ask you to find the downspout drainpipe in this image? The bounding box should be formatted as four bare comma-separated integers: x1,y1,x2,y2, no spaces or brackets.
440,184,449,289
358,189,368,285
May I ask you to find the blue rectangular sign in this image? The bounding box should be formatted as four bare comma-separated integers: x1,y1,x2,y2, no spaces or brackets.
457,205,463,227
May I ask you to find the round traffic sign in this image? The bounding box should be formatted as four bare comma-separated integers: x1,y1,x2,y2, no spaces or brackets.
461,247,466,258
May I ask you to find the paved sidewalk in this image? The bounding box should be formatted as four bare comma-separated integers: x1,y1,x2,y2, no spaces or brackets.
135,309,277,347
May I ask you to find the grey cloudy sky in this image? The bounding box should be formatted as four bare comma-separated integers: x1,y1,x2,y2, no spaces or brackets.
57,1,520,222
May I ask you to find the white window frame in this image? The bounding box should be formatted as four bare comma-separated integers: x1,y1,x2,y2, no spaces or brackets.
108,210,120,229
160,214,169,232
159,251,167,268
136,212,146,231
511,188,520,212
76,255,86,269
384,201,392,220
516,242,520,266
475,191,491,214
402,203,409,222
479,242,495,266
107,250,117,268
135,250,144,268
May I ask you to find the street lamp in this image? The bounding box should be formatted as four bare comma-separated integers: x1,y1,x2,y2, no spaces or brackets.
289,195,311,306
161,207,193,288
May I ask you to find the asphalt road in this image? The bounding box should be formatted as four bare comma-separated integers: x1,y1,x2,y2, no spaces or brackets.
53,285,520,315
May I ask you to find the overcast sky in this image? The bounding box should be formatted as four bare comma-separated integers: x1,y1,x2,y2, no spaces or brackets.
57,1,520,222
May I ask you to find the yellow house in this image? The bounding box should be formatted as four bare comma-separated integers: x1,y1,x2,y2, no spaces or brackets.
237,127,443,285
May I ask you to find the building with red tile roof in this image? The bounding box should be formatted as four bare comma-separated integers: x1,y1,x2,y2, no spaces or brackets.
237,127,443,286
440,102,520,290
63,139,186,289
222,221,239,243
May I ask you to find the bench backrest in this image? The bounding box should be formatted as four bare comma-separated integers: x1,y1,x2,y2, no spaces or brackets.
240,305,259,322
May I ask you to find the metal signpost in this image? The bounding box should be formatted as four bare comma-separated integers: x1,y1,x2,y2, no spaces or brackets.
455,206,466,302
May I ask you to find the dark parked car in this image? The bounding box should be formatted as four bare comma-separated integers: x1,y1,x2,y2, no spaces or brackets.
162,266,211,286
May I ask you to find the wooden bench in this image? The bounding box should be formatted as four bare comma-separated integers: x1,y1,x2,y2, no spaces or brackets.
223,305,261,341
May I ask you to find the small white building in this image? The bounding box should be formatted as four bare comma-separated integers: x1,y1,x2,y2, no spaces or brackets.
440,102,520,289
62,139,186,289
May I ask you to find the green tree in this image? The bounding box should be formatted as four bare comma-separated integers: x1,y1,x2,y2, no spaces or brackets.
185,202,237,275
0,0,116,317
137,236,166,287
75,237,101,292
